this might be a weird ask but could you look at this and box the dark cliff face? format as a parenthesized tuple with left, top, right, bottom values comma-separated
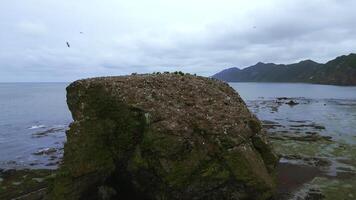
(51, 73, 278, 200)
(213, 53, 356, 85)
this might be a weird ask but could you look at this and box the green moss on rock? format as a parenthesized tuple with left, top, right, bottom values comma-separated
(50, 73, 278, 199)
(0, 169, 54, 200)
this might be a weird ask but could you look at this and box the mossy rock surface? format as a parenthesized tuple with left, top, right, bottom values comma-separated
(51, 73, 278, 200)
(0, 169, 55, 200)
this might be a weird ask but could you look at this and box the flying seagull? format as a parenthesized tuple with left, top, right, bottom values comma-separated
(66, 42, 70, 48)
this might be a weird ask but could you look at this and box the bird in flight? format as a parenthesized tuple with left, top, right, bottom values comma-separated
(80, 32, 83, 34)
(66, 42, 70, 48)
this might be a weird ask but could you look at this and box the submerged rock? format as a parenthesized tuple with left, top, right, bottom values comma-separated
(50, 73, 278, 200)
(33, 148, 57, 156)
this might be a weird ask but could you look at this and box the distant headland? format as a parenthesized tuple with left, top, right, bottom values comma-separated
(212, 53, 356, 86)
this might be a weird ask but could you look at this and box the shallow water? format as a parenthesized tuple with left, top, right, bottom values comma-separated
(230, 82, 356, 100)
(230, 83, 356, 199)
(230, 83, 356, 144)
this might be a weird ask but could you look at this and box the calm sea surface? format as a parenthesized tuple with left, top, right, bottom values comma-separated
(0, 83, 71, 169)
(230, 82, 356, 100)
(0, 82, 356, 169)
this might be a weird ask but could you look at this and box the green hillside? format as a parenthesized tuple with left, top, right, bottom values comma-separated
(213, 53, 356, 85)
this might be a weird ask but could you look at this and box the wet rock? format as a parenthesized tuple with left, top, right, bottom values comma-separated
(32, 127, 66, 138)
(289, 123, 326, 130)
(305, 188, 325, 200)
(281, 155, 331, 168)
(276, 97, 290, 101)
(45, 161, 60, 167)
(49, 155, 58, 161)
(305, 131, 319, 135)
(51, 73, 278, 200)
(32, 148, 57, 156)
(288, 120, 309, 123)
(286, 100, 299, 106)
(269, 133, 332, 142)
(6, 161, 16, 165)
(263, 124, 284, 129)
(32, 177, 45, 183)
(274, 163, 323, 200)
(29, 161, 41, 166)
(313, 125, 326, 130)
(0, 169, 54, 200)
(262, 120, 284, 129)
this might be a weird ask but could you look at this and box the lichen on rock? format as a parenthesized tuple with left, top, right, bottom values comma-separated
(50, 73, 278, 200)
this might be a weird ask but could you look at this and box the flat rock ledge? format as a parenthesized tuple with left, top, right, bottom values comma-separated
(50, 73, 278, 200)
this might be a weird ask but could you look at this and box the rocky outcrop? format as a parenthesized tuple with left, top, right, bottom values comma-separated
(50, 73, 278, 200)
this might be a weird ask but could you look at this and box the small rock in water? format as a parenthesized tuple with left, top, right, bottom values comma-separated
(305, 131, 319, 135)
(286, 100, 299, 106)
(45, 161, 60, 166)
(277, 97, 289, 100)
(32, 127, 66, 138)
(49, 155, 58, 161)
(29, 162, 41, 166)
(6, 161, 16, 165)
(33, 148, 57, 156)
(313, 125, 325, 130)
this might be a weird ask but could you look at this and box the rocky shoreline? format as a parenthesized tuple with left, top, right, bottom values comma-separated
(251, 97, 356, 200)
(1, 75, 355, 199)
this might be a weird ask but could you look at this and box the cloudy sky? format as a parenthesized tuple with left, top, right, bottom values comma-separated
(1, 0, 356, 82)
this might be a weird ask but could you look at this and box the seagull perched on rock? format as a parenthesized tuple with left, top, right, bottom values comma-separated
(66, 42, 70, 48)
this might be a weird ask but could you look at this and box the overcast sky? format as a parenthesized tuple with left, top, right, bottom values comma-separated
(1, 0, 356, 82)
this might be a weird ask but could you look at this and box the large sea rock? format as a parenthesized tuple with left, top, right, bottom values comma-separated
(51, 73, 278, 200)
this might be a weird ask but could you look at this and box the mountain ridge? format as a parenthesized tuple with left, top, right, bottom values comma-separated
(212, 53, 356, 85)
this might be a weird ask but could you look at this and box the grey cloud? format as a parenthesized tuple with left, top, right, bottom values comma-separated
(1, 0, 356, 81)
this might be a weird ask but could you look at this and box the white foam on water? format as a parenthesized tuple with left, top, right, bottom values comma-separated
(28, 125, 46, 130)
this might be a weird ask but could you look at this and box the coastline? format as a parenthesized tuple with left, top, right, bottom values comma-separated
(1, 83, 356, 199)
